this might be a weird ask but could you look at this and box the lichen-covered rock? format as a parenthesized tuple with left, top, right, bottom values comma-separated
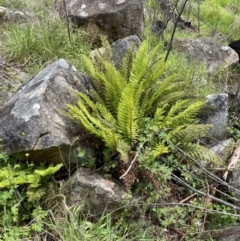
(200, 93, 228, 142)
(0, 58, 95, 164)
(62, 167, 132, 217)
(211, 139, 235, 162)
(55, 0, 144, 43)
(172, 37, 239, 73)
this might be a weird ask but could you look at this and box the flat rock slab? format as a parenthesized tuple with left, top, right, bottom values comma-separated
(0, 59, 95, 164)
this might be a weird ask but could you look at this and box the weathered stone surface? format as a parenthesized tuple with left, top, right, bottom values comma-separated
(217, 232, 240, 241)
(55, 0, 144, 43)
(0, 6, 28, 23)
(172, 37, 239, 73)
(200, 93, 228, 141)
(111, 35, 141, 68)
(0, 58, 95, 164)
(211, 139, 234, 163)
(62, 167, 131, 217)
(90, 35, 141, 68)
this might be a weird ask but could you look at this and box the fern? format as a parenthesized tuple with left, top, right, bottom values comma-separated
(187, 143, 224, 166)
(67, 39, 223, 187)
(120, 43, 137, 80)
(129, 40, 149, 84)
(151, 143, 169, 159)
(165, 101, 205, 127)
(117, 84, 142, 143)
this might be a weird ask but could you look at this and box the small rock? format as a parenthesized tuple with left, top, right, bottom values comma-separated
(62, 167, 132, 218)
(200, 93, 228, 142)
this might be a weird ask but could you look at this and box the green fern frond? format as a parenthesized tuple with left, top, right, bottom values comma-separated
(95, 103, 116, 128)
(173, 124, 213, 142)
(187, 143, 223, 166)
(129, 40, 148, 84)
(120, 43, 137, 80)
(100, 61, 127, 112)
(153, 105, 167, 122)
(151, 142, 169, 158)
(144, 74, 178, 113)
(167, 100, 189, 118)
(76, 92, 98, 113)
(116, 140, 131, 162)
(117, 86, 140, 143)
(67, 103, 102, 137)
(148, 42, 163, 62)
(102, 130, 121, 150)
(82, 54, 97, 79)
(67, 99, 119, 150)
(165, 101, 205, 127)
(156, 91, 188, 108)
(99, 35, 113, 61)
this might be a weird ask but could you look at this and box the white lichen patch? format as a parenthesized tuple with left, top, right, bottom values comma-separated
(81, 4, 86, 9)
(11, 99, 41, 122)
(79, 11, 88, 17)
(72, 65, 77, 72)
(116, 0, 125, 4)
(58, 59, 69, 69)
(33, 103, 40, 110)
(221, 46, 229, 51)
(98, 3, 106, 9)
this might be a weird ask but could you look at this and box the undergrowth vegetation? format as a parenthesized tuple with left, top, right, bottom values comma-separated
(1, 0, 240, 240)
(0, 0, 91, 74)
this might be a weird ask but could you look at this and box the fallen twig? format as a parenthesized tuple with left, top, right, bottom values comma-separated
(178, 192, 197, 204)
(120, 153, 138, 179)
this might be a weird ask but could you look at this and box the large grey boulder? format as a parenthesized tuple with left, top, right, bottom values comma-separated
(172, 37, 239, 73)
(55, 0, 144, 43)
(200, 93, 228, 142)
(62, 167, 132, 218)
(0, 59, 95, 164)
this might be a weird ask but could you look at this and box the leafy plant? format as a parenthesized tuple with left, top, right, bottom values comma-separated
(0, 152, 62, 240)
(67, 39, 222, 189)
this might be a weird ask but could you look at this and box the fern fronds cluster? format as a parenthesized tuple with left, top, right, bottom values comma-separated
(67, 39, 223, 172)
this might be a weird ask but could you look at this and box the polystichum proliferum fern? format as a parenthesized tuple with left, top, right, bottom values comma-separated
(67, 39, 223, 187)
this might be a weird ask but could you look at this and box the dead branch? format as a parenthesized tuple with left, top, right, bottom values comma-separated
(120, 153, 138, 179)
